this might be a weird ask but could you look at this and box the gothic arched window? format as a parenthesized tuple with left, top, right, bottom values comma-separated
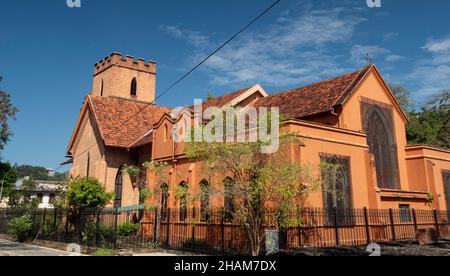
(179, 182, 188, 221)
(364, 106, 399, 190)
(199, 180, 210, 222)
(224, 177, 235, 222)
(130, 78, 137, 96)
(161, 183, 169, 221)
(114, 167, 123, 208)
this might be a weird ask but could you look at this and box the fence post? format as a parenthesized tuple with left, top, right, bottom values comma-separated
(389, 208, 396, 241)
(32, 208, 37, 234)
(53, 208, 58, 240)
(363, 207, 371, 244)
(192, 207, 196, 252)
(153, 207, 158, 243)
(333, 207, 340, 246)
(221, 208, 225, 255)
(42, 208, 47, 230)
(433, 209, 441, 238)
(296, 206, 302, 248)
(79, 208, 84, 242)
(166, 208, 171, 247)
(412, 209, 418, 231)
(113, 208, 118, 250)
(95, 208, 101, 247)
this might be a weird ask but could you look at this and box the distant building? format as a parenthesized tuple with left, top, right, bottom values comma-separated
(14, 178, 67, 209)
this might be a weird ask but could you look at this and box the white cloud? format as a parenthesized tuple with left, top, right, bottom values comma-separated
(382, 32, 398, 42)
(423, 37, 450, 53)
(385, 54, 405, 62)
(405, 36, 450, 102)
(160, 6, 366, 88)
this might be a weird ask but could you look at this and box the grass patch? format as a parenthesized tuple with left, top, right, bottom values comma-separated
(91, 248, 115, 256)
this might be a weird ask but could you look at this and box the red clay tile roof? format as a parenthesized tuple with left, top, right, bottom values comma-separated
(254, 66, 368, 119)
(199, 87, 251, 110)
(89, 96, 172, 148)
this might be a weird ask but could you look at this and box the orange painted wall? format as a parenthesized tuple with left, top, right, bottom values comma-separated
(340, 69, 410, 192)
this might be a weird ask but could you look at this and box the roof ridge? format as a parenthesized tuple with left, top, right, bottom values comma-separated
(268, 68, 364, 98)
(90, 95, 173, 110)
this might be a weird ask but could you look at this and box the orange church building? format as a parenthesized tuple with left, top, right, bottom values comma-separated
(67, 53, 450, 214)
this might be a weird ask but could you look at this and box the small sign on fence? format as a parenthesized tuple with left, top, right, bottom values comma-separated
(265, 229, 279, 256)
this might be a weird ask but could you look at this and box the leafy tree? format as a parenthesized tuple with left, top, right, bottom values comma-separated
(0, 76, 18, 152)
(206, 92, 216, 101)
(391, 85, 414, 112)
(66, 178, 114, 210)
(183, 113, 321, 256)
(8, 179, 39, 210)
(407, 90, 450, 149)
(0, 162, 18, 198)
(14, 164, 68, 181)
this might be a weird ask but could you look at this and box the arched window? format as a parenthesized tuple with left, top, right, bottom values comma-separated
(199, 180, 210, 222)
(130, 78, 137, 96)
(161, 183, 169, 221)
(179, 182, 188, 221)
(86, 152, 91, 178)
(164, 124, 170, 143)
(37, 193, 44, 204)
(49, 194, 56, 205)
(224, 177, 235, 222)
(364, 106, 399, 189)
(100, 80, 104, 96)
(114, 168, 123, 208)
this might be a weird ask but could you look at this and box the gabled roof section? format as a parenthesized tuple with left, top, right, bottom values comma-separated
(193, 84, 268, 111)
(254, 66, 370, 119)
(68, 95, 172, 152)
(253, 64, 409, 122)
(89, 96, 172, 148)
(336, 64, 409, 122)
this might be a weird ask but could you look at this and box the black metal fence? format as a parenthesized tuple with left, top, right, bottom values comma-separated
(1, 207, 449, 255)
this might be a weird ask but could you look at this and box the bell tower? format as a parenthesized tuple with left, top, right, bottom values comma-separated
(91, 52, 156, 103)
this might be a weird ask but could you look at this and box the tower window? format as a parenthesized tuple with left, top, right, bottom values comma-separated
(100, 80, 104, 96)
(130, 78, 137, 96)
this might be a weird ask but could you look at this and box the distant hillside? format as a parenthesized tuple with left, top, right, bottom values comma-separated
(13, 164, 68, 182)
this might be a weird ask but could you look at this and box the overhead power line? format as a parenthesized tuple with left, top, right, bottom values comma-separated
(55, 0, 282, 172)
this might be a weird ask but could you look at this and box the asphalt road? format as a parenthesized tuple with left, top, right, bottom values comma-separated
(0, 239, 82, 256)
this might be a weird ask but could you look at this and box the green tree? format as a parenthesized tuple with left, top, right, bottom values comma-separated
(407, 90, 450, 149)
(183, 113, 321, 256)
(14, 164, 68, 181)
(8, 179, 39, 210)
(206, 92, 215, 101)
(0, 162, 18, 198)
(0, 76, 19, 152)
(66, 178, 114, 209)
(391, 85, 414, 112)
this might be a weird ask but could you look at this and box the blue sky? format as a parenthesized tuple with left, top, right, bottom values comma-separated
(1, 0, 450, 169)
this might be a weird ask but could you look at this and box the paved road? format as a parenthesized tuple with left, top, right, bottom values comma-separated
(0, 239, 82, 256)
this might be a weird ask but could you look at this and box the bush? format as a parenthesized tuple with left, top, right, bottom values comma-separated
(66, 178, 114, 209)
(81, 221, 116, 247)
(117, 222, 140, 237)
(8, 215, 33, 242)
(182, 238, 211, 250)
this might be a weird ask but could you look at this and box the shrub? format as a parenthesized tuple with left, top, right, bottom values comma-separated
(81, 221, 116, 246)
(182, 238, 211, 250)
(117, 222, 140, 237)
(8, 215, 33, 242)
(66, 178, 114, 209)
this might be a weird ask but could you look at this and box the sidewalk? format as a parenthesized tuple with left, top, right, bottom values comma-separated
(0, 239, 83, 256)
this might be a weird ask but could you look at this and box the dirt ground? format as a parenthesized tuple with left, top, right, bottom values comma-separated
(290, 240, 450, 256)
